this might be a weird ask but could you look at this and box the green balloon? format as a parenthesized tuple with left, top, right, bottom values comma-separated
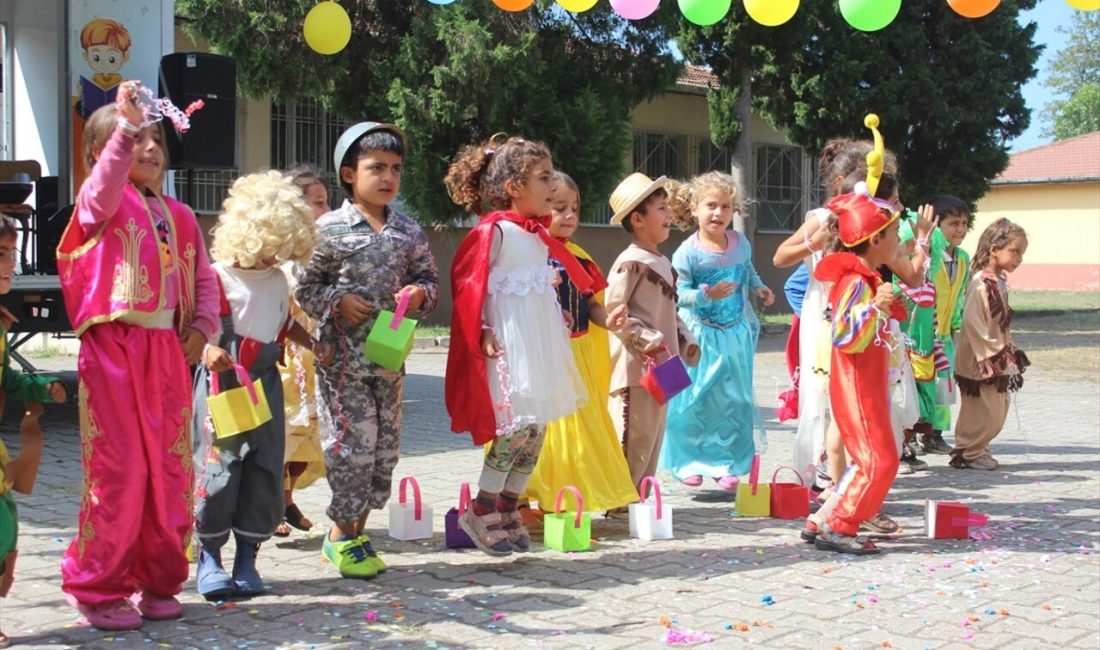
(839, 0, 901, 32)
(679, 0, 732, 26)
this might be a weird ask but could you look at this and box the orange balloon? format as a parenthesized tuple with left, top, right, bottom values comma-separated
(493, 0, 535, 10)
(947, 0, 1000, 18)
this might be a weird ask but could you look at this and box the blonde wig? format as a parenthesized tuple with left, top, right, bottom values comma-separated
(669, 170, 745, 230)
(210, 170, 319, 267)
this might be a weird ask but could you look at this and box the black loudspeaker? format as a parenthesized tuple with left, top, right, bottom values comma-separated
(36, 204, 73, 276)
(158, 52, 236, 169)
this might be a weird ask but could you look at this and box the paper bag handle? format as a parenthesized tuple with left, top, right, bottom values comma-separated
(554, 485, 584, 528)
(399, 476, 423, 520)
(457, 482, 471, 516)
(749, 455, 761, 495)
(209, 363, 259, 405)
(390, 290, 412, 330)
(770, 466, 804, 486)
(638, 476, 663, 520)
(643, 342, 673, 370)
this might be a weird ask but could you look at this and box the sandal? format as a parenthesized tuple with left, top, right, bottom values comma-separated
(499, 510, 531, 552)
(273, 521, 292, 537)
(860, 512, 900, 535)
(604, 507, 630, 521)
(284, 504, 313, 532)
(800, 511, 824, 543)
(458, 509, 513, 557)
(814, 522, 880, 556)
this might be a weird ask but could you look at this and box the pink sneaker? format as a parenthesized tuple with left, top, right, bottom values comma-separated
(77, 599, 144, 630)
(131, 590, 183, 620)
(680, 475, 704, 487)
(716, 475, 740, 492)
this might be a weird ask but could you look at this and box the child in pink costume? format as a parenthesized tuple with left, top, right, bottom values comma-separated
(57, 82, 220, 630)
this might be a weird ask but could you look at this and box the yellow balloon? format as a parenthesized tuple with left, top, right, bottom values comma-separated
(744, 0, 799, 26)
(1065, 0, 1099, 10)
(558, 0, 600, 11)
(303, 2, 352, 55)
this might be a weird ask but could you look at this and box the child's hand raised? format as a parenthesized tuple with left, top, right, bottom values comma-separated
(114, 80, 144, 129)
(338, 293, 372, 326)
(46, 381, 67, 404)
(913, 204, 936, 241)
(0, 305, 18, 331)
(605, 304, 629, 332)
(480, 328, 504, 358)
(204, 344, 234, 373)
(755, 286, 776, 307)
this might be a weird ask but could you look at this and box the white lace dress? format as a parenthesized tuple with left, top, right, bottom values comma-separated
(793, 208, 834, 484)
(484, 221, 586, 435)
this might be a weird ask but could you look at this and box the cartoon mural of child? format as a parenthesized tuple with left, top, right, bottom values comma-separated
(75, 18, 132, 119)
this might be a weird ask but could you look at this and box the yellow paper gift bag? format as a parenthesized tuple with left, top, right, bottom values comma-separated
(206, 364, 272, 439)
(734, 455, 771, 517)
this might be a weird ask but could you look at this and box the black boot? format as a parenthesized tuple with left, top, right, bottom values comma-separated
(231, 535, 265, 596)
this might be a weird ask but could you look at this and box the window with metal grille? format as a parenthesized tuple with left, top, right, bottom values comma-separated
(589, 129, 736, 224)
(754, 144, 805, 233)
(172, 169, 239, 215)
(270, 99, 353, 207)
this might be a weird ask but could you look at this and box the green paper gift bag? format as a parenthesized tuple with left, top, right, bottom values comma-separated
(543, 485, 591, 552)
(734, 455, 771, 517)
(364, 290, 418, 371)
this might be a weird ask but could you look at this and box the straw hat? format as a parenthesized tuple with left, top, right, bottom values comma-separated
(609, 172, 668, 225)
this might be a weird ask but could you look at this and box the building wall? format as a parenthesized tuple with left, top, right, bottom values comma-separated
(968, 181, 1100, 292)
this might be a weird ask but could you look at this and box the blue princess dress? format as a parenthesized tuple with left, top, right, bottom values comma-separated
(660, 232, 766, 481)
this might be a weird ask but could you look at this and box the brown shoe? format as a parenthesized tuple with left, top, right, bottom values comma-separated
(860, 512, 900, 535)
(964, 456, 999, 471)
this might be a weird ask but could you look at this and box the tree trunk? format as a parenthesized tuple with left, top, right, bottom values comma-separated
(732, 69, 752, 237)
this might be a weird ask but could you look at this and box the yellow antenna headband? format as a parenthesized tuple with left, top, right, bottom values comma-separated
(864, 113, 884, 197)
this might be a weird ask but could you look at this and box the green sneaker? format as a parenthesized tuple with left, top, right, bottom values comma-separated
(322, 535, 378, 579)
(356, 534, 387, 574)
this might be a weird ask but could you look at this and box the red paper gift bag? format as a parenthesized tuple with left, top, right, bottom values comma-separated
(925, 500, 989, 540)
(769, 466, 810, 520)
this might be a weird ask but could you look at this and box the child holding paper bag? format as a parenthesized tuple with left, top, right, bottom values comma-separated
(604, 173, 700, 519)
(296, 123, 438, 579)
(192, 171, 329, 601)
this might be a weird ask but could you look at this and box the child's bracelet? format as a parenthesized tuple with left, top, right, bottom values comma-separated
(117, 117, 140, 137)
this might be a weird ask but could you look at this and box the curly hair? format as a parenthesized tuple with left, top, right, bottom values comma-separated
(210, 170, 319, 268)
(972, 218, 1027, 272)
(444, 135, 551, 213)
(668, 171, 745, 231)
(819, 138, 898, 202)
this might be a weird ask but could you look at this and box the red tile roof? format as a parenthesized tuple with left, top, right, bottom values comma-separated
(996, 131, 1100, 184)
(677, 64, 719, 89)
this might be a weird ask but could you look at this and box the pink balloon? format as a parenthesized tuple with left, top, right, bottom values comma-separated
(611, 0, 661, 20)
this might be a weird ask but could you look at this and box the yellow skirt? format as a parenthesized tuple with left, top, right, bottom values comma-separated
(523, 328, 639, 512)
(280, 343, 325, 490)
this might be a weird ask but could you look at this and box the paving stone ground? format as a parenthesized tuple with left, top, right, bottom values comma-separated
(1, 332, 1097, 650)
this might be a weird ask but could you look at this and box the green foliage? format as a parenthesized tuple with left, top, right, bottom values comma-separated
(176, 0, 681, 223)
(677, 0, 1041, 207)
(1051, 84, 1100, 140)
(1042, 13, 1100, 140)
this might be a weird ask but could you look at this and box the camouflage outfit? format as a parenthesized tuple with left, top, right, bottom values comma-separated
(296, 201, 438, 525)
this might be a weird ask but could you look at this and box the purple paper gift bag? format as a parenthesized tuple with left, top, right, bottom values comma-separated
(640, 345, 692, 405)
(445, 482, 476, 548)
